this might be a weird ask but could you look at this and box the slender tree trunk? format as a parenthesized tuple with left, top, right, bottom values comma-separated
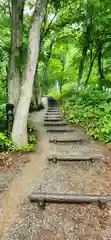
(78, 12, 92, 88)
(78, 42, 88, 88)
(12, 0, 47, 146)
(98, 44, 105, 80)
(84, 49, 97, 86)
(8, 0, 25, 107)
(40, 37, 54, 96)
(60, 64, 65, 94)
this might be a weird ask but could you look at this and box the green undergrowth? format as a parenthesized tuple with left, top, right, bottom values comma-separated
(50, 84, 111, 143)
(0, 119, 37, 152)
(48, 83, 75, 100)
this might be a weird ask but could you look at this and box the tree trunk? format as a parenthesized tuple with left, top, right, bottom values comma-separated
(78, 43, 88, 88)
(8, 0, 25, 107)
(33, 79, 38, 108)
(98, 44, 105, 80)
(60, 59, 65, 94)
(30, 80, 38, 112)
(40, 37, 55, 96)
(84, 49, 97, 86)
(78, 12, 92, 88)
(12, 0, 47, 146)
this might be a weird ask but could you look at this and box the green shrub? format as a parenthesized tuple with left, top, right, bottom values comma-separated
(0, 104, 6, 120)
(61, 86, 111, 143)
(48, 83, 76, 100)
(0, 119, 37, 152)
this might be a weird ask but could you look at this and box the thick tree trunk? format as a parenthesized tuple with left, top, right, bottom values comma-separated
(8, 0, 25, 107)
(84, 49, 97, 86)
(12, 0, 47, 146)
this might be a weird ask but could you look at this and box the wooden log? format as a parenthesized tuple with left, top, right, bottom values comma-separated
(47, 128, 74, 132)
(46, 107, 59, 110)
(46, 109, 59, 112)
(47, 155, 97, 163)
(44, 118, 63, 122)
(44, 116, 61, 119)
(47, 107, 59, 109)
(30, 192, 111, 206)
(44, 122, 68, 126)
(45, 114, 61, 117)
(45, 115, 61, 118)
(45, 112, 60, 115)
(49, 138, 84, 143)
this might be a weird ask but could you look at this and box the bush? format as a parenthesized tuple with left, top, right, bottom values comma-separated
(0, 119, 37, 152)
(48, 83, 76, 100)
(0, 104, 6, 120)
(61, 85, 111, 143)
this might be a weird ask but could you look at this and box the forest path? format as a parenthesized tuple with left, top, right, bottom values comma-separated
(0, 108, 111, 240)
(0, 110, 51, 239)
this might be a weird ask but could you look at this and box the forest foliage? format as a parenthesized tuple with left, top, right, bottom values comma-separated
(0, 0, 111, 150)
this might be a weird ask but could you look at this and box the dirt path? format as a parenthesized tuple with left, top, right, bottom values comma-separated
(0, 110, 51, 239)
(1, 108, 111, 240)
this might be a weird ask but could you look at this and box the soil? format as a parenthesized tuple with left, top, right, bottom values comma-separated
(0, 108, 111, 240)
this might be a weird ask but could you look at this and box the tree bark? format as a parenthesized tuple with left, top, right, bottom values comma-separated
(8, 0, 25, 107)
(12, 0, 47, 146)
(84, 49, 97, 86)
(30, 80, 38, 112)
(40, 36, 55, 95)
(78, 13, 92, 88)
(98, 44, 105, 80)
(78, 42, 88, 88)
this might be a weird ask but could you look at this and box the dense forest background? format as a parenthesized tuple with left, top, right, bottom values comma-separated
(0, 0, 111, 150)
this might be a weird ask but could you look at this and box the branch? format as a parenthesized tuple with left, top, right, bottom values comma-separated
(41, 10, 58, 42)
(7, 0, 12, 17)
(41, 0, 74, 42)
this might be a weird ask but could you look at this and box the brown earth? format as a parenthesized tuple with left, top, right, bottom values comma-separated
(0, 109, 111, 240)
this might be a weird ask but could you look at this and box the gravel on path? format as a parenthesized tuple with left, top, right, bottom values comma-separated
(2, 109, 111, 240)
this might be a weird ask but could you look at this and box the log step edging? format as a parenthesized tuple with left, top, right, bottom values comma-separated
(44, 122, 68, 126)
(47, 128, 74, 132)
(45, 112, 60, 115)
(30, 192, 111, 209)
(47, 155, 101, 163)
(44, 118, 63, 122)
(49, 138, 85, 143)
(46, 111, 60, 113)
